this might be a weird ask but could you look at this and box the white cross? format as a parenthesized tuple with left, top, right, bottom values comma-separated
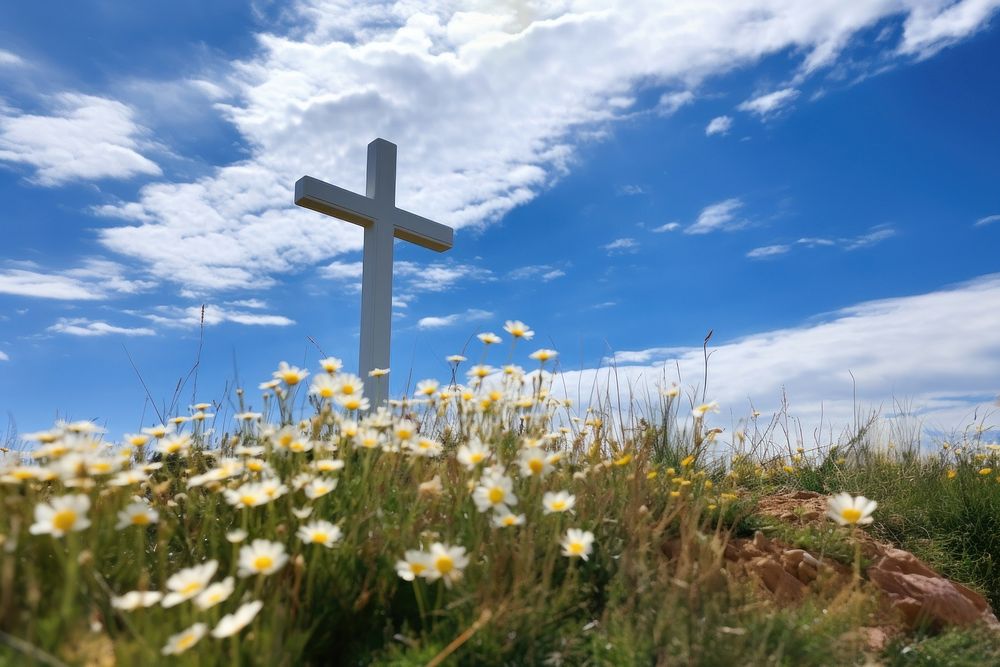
(294, 138, 453, 406)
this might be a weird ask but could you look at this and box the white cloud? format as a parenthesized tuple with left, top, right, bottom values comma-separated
(746, 244, 791, 259)
(652, 222, 681, 233)
(0, 350, 8, 362)
(0, 93, 160, 185)
(685, 198, 745, 234)
(142, 304, 294, 328)
(975, 214, 1000, 227)
(0, 50, 24, 67)
(617, 184, 645, 196)
(395, 261, 492, 292)
(561, 274, 1000, 439)
(320, 261, 364, 281)
(91, 1, 999, 294)
(737, 88, 800, 117)
(225, 298, 268, 309)
(843, 224, 896, 250)
(899, 0, 1000, 58)
(48, 318, 156, 337)
(417, 308, 492, 330)
(705, 115, 733, 136)
(509, 264, 566, 281)
(657, 90, 695, 115)
(0, 259, 153, 300)
(604, 237, 639, 254)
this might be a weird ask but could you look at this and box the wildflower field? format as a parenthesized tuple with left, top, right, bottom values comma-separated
(1, 322, 999, 666)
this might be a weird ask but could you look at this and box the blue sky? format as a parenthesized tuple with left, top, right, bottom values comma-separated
(1, 1, 999, 440)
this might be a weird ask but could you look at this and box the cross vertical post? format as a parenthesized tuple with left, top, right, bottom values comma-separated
(359, 140, 396, 402)
(294, 139, 454, 408)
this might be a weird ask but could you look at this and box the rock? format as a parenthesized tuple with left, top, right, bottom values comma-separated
(748, 556, 805, 602)
(867, 547, 1000, 630)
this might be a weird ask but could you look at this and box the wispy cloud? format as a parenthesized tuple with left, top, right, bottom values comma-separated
(141, 304, 294, 328)
(603, 238, 639, 254)
(90, 1, 998, 293)
(48, 318, 155, 337)
(705, 115, 733, 136)
(657, 90, 695, 115)
(0, 49, 24, 67)
(738, 88, 800, 117)
(0, 350, 8, 362)
(563, 274, 1000, 436)
(747, 225, 896, 259)
(417, 309, 493, 330)
(0, 259, 154, 300)
(975, 214, 1000, 227)
(0, 93, 160, 185)
(898, 1, 1000, 58)
(509, 265, 566, 282)
(617, 184, 645, 196)
(843, 225, 896, 250)
(746, 244, 791, 259)
(395, 262, 492, 293)
(652, 222, 681, 233)
(685, 198, 746, 234)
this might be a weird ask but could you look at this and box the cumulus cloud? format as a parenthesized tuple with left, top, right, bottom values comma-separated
(0, 350, 8, 361)
(48, 318, 156, 337)
(705, 115, 733, 136)
(686, 198, 745, 234)
(417, 308, 492, 330)
(562, 274, 1000, 440)
(738, 88, 800, 117)
(90, 0, 999, 294)
(0, 93, 160, 185)
(0, 259, 154, 300)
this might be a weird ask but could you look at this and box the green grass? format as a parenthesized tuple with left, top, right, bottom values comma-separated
(1, 349, 999, 665)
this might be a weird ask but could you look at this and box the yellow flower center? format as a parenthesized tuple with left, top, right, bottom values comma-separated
(282, 372, 301, 385)
(503, 516, 516, 526)
(488, 487, 505, 504)
(411, 562, 426, 575)
(344, 399, 361, 410)
(342, 385, 355, 395)
(13, 469, 34, 480)
(311, 532, 328, 544)
(435, 556, 454, 575)
(489, 390, 502, 402)
(319, 387, 334, 398)
(131, 513, 151, 526)
(176, 633, 197, 651)
(840, 508, 862, 524)
(550, 500, 566, 511)
(397, 430, 412, 440)
(278, 434, 293, 447)
(52, 510, 77, 532)
(180, 581, 203, 595)
(470, 453, 484, 463)
(253, 555, 274, 571)
(241, 495, 257, 506)
(568, 542, 584, 555)
(529, 459, 544, 474)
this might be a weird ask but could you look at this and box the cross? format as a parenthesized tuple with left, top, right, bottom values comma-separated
(294, 138, 453, 406)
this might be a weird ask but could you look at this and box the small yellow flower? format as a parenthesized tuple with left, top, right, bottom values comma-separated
(946, 469, 958, 479)
(979, 468, 993, 476)
(680, 455, 695, 468)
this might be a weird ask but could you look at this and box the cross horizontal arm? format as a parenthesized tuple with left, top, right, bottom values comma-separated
(392, 209, 453, 252)
(295, 176, 379, 227)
